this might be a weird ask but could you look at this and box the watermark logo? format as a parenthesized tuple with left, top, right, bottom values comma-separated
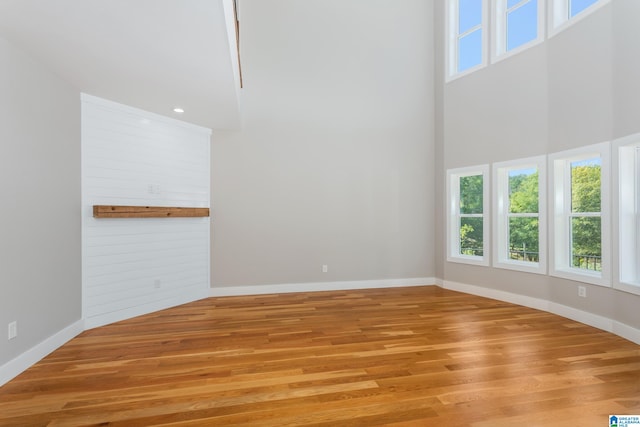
(610, 415, 640, 427)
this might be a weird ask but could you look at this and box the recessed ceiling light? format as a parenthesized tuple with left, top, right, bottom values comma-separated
(173, 107, 184, 113)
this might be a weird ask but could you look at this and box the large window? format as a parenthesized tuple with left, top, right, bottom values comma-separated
(448, 0, 610, 80)
(492, 0, 544, 61)
(493, 156, 546, 274)
(549, 142, 610, 286)
(447, 165, 490, 265)
(446, 0, 488, 80)
(615, 134, 640, 295)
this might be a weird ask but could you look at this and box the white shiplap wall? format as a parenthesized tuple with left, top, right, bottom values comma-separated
(81, 94, 211, 329)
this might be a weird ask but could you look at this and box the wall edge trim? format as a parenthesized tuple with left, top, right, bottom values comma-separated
(440, 279, 640, 345)
(84, 288, 211, 330)
(210, 277, 437, 297)
(0, 319, 84, 387)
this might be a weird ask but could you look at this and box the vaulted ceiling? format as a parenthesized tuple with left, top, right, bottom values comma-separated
(0, 0, 241, 129)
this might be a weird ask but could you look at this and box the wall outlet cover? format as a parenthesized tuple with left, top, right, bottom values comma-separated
(8, 321, 17, 340)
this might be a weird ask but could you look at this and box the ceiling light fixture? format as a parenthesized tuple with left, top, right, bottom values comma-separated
(173, 107, 184, 113)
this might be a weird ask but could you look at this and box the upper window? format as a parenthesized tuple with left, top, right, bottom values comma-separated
(493, 156, 547, 274)
(614, 134, 640, 296)
(446, 0, 488, 80)
(447, 165, 490, 266)
(492, 0, 544, 61)
(448, 0, 610, 80)
(549, 0, 611, 36)
(549, 142, 610, 286)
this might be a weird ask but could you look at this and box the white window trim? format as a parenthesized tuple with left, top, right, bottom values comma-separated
(491, 0, 545, 64)
(613, 133, 640, 296)
(446, 0, 489, 82)
(548, 142, 611, 286)
(447, 164, 490, 266)
(548, 0, 611, 39)
(493, 155, 547, 274)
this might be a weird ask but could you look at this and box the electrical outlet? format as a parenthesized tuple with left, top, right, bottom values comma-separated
(578, 286, 587, 298)
(154, 279, 162, 289)
(8, 321, 17, 340)
(322, 265, 328, 273)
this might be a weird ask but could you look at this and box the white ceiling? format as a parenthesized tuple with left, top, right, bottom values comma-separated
(0, 0, 241, 129)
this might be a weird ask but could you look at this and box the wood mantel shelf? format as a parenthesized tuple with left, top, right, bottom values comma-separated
(93, 205, 210, 218)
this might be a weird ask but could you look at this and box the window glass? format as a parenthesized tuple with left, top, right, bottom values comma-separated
(458, 31, 483, 72)
(509, 217, 539, 262)
(459, 174, 484, 256)
(460, 217, 484, 256)
(509, 168, 538, 213)
(571, 217, 601, 271)
(507, 168, 539, 263)
(569, 157, 602, 272)
(451, 0, 485, 75)
(460, 174, 484, 214)
(459, 0, 483, 33)
(570, 158, 601, 213)
(569, 0, 599, 17)
(506, 0, 538, 51)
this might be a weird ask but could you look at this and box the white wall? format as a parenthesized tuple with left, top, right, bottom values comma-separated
(613, 0, 640, 140)
(82, 95, 211, 328)
(211, 0, 435, 289)
(438, 1, 640, 334)
(0, 37, 81, 374)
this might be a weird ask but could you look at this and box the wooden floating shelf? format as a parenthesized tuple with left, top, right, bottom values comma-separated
(93, 205, 210, 218)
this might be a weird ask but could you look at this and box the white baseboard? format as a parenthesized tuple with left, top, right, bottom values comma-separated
(440, 279, 640, 345)
(614, 320, 640, 345)
(547, 301, 614, 332)
(440, 280, 550, 311)
(84, 288, 210, 330)
(0, 319, 84, 387)
(210, 277, 437, 297)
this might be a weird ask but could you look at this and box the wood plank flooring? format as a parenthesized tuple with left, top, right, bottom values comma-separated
(1, 286, 638, 426)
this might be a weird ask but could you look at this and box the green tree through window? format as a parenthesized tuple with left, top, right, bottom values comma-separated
(508, 170, 539, 262)
(459, 174, 484, 256)
(570, 161, 602, 271)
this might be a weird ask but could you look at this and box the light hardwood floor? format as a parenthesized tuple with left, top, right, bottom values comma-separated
(1, 286, 638, 426)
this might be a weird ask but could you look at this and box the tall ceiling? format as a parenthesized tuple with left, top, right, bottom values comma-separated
(0, 0, 241, 129)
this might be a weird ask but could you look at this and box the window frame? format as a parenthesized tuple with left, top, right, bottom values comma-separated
(548, 0, 611, 38)
(491, 0, 545, 64)
(548, 142, 611, 286)
(446, 0, 489, 82)
(492, 155, 547, 274)
(613, 134, 640, 296)
(447, 164, 491, 266)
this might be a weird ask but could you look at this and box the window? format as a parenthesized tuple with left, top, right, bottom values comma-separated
(493, 156, 546, 274)
(614, 134, 640, 295)
(492, 0, 544, 61)
(446, 0, 488, 80)
(447, 165, 490, 265)
(549, 142, 610, 286)
(549, 0, 611, 37)
(448, 0, 610, 80)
